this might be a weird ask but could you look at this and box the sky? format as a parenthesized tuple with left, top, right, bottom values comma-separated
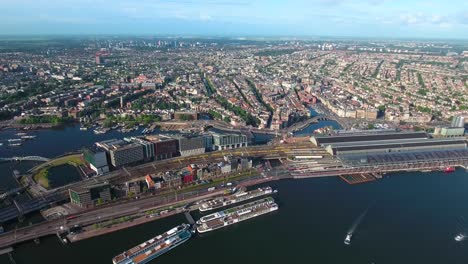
(1, 0, 467, 38)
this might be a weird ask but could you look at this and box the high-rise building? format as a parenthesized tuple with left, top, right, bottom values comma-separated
(145, 135, 179, 160)
(69, 183, 112, 208)
(124, 137, 155, 160)
(211, 132, 248, 150)
(175, 135, 205, 156)
(83, 146, 109, 175)
(96, 139, 144, 167)
(451, 116, 465, 128)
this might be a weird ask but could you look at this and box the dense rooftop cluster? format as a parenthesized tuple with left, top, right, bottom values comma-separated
(0, 37, 466, 128)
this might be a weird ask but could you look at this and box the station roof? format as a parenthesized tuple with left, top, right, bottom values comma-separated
(313, 132, 428, 146)
(331, 139, 466, 154)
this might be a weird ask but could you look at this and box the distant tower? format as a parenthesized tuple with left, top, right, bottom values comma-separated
(120, 96, 124, 109)
(95, 54, 101, 65)
(451, 116, 465, 128)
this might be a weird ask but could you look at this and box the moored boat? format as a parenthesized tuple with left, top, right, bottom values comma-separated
(197, 197, 278, 233)
(112, 224, 192, 264)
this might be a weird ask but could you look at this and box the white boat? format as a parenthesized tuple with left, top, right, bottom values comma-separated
(79, 126, 88, 131)
(455, 233, 466, 242)
(344, 233, 352, 245)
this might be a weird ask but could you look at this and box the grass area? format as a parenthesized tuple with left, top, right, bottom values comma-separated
(34, 169, 50, 189)
(32, 154, 85, 189)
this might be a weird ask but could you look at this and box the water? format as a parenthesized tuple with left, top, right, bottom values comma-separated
(46, 164, 82, 189)
(2, 122, 468, 263)
(2, 170, 468, 264)
(293, 106, 342, 136)
(0, 125, 146, 158)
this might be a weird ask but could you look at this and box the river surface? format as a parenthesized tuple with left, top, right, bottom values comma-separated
(2, 170, 468, 264)
(1, 119, 468, 263)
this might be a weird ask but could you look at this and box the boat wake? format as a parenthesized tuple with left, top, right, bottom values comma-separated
(345, 203, 374, 245)
(454, 216, 467, 242)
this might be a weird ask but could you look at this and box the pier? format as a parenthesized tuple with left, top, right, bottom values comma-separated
(184, 211, 195, 225)
(0, 247, 13, 256)
(340, 174, 376, 185)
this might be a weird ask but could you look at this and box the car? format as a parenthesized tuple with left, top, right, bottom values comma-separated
(226, 182, 232, 186)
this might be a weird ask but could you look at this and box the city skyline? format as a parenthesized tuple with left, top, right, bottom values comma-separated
(1, 0, 468, 39)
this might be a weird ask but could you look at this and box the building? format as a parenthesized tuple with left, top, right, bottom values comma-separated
(176, 135, 205, 156)
(83, 146, 109, 175)
(311, 131, 429, 147)
(452, 116, 466, 128)
(440, 127, 465, 137)
(325, 138, 467, 156)
(311, 130, 468, 167)
(211, 132, 248, 150)
(125, 137, 155, 160)
(162, 172, 182, 188)
(97, 139, 144, 167)
(146, 135, 179, 160)
(69, 183, 112, 208)
(145, 175, 155, 189)
(125, 181, 142, 196)
(203, 133, 213, 151)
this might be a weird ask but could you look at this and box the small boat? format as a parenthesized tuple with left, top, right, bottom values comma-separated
(9, 143, 22, 147)
(21, 135, 36, 139)
(79, 126, 88, 131)
(15, 132, 27, 136)
(0, 143, 3, 146)
(344, 233, 352, 245)
(455, 233, 466, 242)
(7, 138, 22, 142)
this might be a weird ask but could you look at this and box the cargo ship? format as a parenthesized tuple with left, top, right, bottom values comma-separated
(198, 186, 276, 212)
(197, 197, 278, 233)
(112, 224, 192, 264)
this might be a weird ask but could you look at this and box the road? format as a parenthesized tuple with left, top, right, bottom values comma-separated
(0, 173, 276, 249)
(34, 142, 318, 198)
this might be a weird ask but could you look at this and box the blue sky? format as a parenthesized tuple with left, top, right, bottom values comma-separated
(1, 0, 467, 38)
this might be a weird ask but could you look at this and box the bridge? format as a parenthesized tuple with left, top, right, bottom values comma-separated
(0, 187, 27, 200)
(0, 193, 66, 223)
(0, 156, 50, 162)
(285, 116, 331, 134)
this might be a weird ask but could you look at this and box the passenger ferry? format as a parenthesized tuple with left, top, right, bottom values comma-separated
(197, 197, 278, 233)
(198, 187, 276, 212)
(112, 224, 192, 264)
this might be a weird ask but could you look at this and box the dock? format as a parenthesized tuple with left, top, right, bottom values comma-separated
(184, 211, 195, 225)
(340, 173, 376, 185)
(0, 247, 13, 256)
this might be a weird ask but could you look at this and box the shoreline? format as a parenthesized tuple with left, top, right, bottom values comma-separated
(66, 177, 277, 243)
